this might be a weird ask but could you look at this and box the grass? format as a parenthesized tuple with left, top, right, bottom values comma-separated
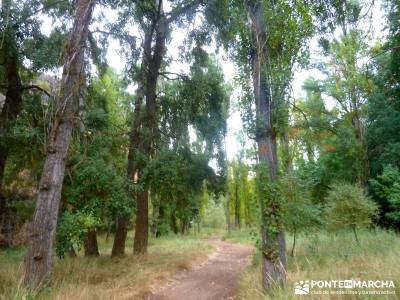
(222, 227, 258, 245)
(1, 228, 398, 299)
(238, 229, 400, 300)
(0, 232, 213, 300)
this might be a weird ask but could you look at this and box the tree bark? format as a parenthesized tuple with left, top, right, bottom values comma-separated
(291, 228, 296, 257)
(225, 191, 231, 234)
(234, 180, 240, 229)
(111, 218, 128, 257)
(223, 136, 231, 234)
(170, 212, 178, 234)
(84, 229, 100, 257)
(247, 0, 287, 290)
(353, 225, 360, 245)
(112, 15, 155, 256)
(0, 0, 24, 248)
(24, 0, 96, 286)
(133, 0, 168, 255)
(133, 190, 149, 254)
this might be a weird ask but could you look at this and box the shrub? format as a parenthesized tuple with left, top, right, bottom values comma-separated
(325, 183, 379, 244)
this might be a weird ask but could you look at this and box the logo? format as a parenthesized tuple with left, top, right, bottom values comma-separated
(294, 279, 396, 296)
(295, 281, 310, 295)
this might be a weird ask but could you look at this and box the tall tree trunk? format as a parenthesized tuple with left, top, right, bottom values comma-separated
(0, 149, 11, 248)
(24, 0, 96, 286)
(247, 0, 287, 290)
(84, 229, 99, 257)
(111, 218, 128, 257)
(291, 227, 296, 257)
(234, 182, 240, 229)
(0, 0, 23, 248)
(170, 212, 178, 234)
(225, 191, 231, 234)
(223, 136, 231, 233)
(352, 113, 369, 186)
(133, 1, 168, 255)
(112, 20, 155, 256)
(133, 190, 148, 254)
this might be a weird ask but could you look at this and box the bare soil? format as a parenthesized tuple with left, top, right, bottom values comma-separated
(147, 237, 253, 300)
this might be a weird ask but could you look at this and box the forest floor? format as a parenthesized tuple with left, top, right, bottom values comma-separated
(148, 237, 253, 300)
(1, 228, 399, 299)
(0, 232, 216, 299)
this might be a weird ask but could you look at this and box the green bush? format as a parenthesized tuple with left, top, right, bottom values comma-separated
(325, 183, 379, 244)
(370, 165, 400, 223)
(56, 212, 99, 258)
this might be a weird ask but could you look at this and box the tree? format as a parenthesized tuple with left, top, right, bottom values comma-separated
(370, 165, 400, 228)
(202, 0, 314, 288)
(280, 173, 322, 256)
(325, 183, 379, 244)
(143, 50, 229, 237)
(0, 0, 62, 247)
(367, 0, 400, 229)
(321, 30, 373, 185)
(228, 157, 255, 229)
(24, 0, 96, 286)
(244, 0, 313, 289)
(112, 0, 204, 256)
(59, 69, 130, 257)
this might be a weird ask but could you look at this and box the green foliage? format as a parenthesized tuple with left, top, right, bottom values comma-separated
(325, 183, 379, 241)
(56, 211, 99, 258)
(280, 173, 322, 235)
(366, 0, 400, 229)
(144, 149, 216, 234)
(201, 198, 226, 229)
(255, 163, 281, 234)
(228, 159, 258, 228)
(370, 165, 400, 225)
(57, 69, 131, 255)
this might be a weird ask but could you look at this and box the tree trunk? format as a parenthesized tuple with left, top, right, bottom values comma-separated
(24, 0, 96, 286)
(111, 218, 128, 257)
(234, 182, 240, 229)
(291, 228, 296, 257)
(133, 0, 168, 255)
(155, 199, 165, 238)
(247, 0, 287, 290)
(353, 114, 369, 186)
(0, 0, 24, 248)
(84, 229, 99, 257)
(105, 221, 112, 242)
(133, 190, 148, 254)
(0, 150, 11, 248)
(112, 21, 154, 257)
(170, 212, 178, 234)
(353, 225, 360, 245)
(224, 136, 231, 234)
(225, 191, 231, 234)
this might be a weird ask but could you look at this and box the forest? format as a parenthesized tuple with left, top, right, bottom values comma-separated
(0, 0, 399, 299)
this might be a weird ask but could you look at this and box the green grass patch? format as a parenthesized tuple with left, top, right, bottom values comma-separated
(239, 229, 400, 300)
(0, 232, 213, 300)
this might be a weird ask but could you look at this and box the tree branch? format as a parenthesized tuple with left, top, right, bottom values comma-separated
(21, 85, 52, 97)
(166, 0, 203, 24)
(158, 71, 189, 81)
(91, 29, 136, 43)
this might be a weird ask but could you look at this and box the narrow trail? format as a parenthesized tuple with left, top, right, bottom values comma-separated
(147, 237, 253, 300)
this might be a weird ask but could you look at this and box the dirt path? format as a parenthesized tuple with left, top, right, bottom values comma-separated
(148, 238, 253, 300)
